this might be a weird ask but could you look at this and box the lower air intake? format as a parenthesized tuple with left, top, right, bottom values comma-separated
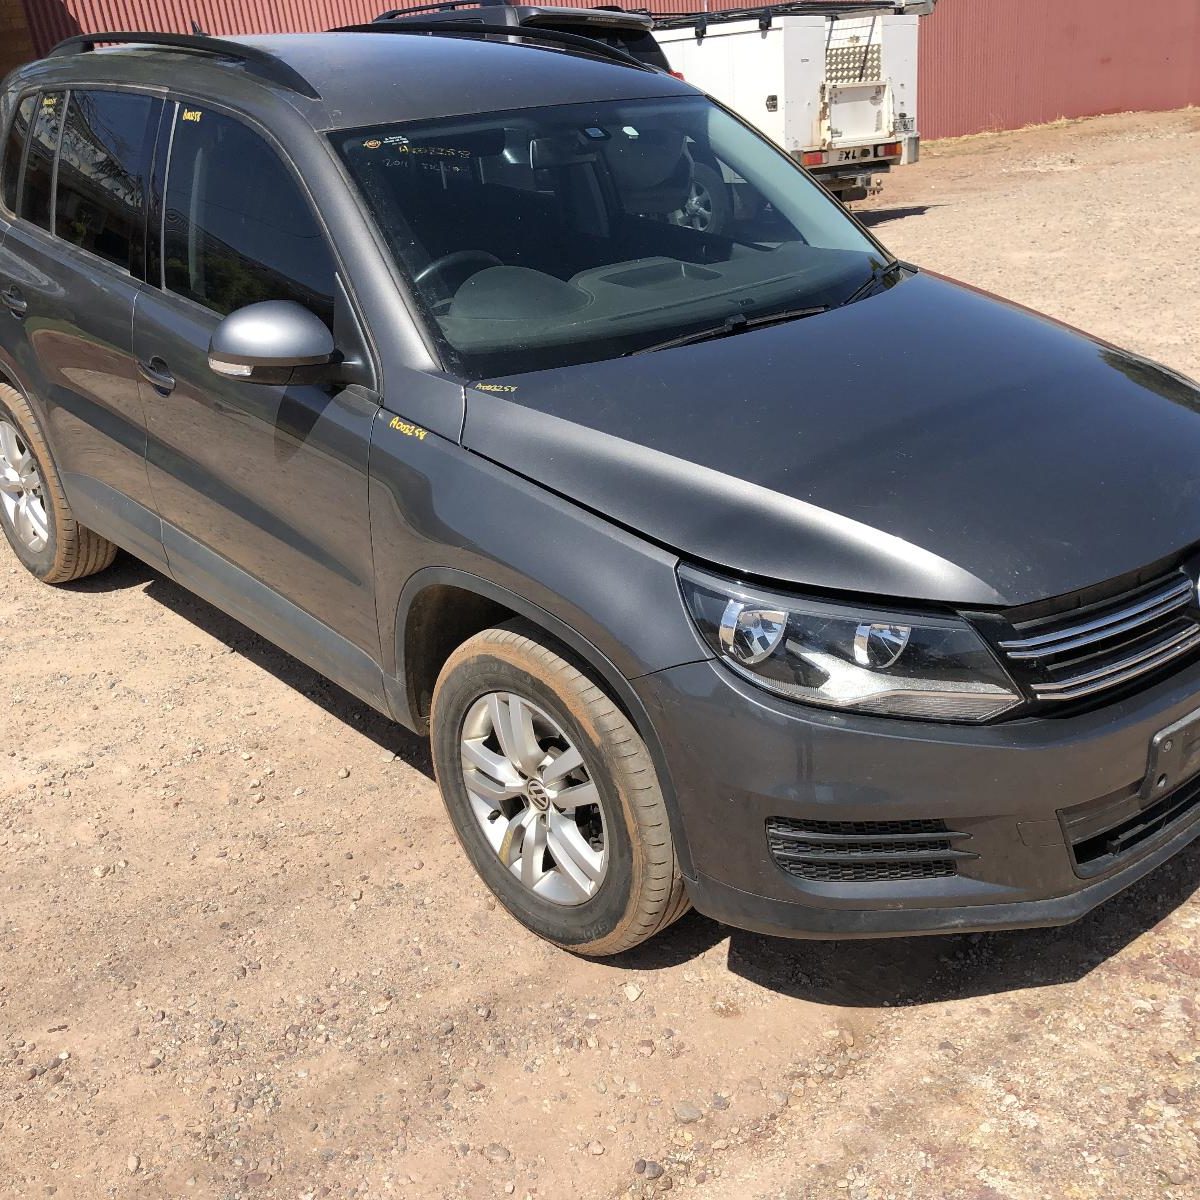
(766, 816, 973, 883)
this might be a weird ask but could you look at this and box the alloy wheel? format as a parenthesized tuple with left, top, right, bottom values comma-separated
(0, 420, 49, 554)
(676, 179, 715, 232)
(460, 691, 608, 906)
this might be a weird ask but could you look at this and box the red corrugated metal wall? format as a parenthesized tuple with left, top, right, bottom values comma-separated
(18, 1, 1200, 138)
(21, 0, 382, 48)
(918, 0, 1200, 139)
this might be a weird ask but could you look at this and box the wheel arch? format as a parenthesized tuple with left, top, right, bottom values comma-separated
(391, 566, 695, 879)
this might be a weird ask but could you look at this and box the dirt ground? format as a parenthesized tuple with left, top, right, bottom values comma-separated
(3, 108, 1200, 1200)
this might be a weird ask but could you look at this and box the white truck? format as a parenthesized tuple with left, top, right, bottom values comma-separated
(654, 0, 935, 204)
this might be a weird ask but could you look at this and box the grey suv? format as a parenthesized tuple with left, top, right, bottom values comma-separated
(3, 28, 1200, 956)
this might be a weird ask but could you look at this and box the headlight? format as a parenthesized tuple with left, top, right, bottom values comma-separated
(679, 566, 1022, 723)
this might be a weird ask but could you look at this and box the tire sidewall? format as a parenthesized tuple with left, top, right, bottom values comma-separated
(432, 649, 639, 951)
(0, 389, 59, 579)
(692, 162, 732, 236)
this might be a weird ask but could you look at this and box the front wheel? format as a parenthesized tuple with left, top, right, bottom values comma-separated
(431, 622, 690, 956)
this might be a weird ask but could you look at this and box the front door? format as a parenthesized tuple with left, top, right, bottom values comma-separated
(134, 101, 383, 704)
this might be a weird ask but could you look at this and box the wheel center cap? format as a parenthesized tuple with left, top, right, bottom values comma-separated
(526, 779, 551, 811)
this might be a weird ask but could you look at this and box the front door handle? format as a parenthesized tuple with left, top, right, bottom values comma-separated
(1, 285, 27, 317)
(137, 356, 176, 395)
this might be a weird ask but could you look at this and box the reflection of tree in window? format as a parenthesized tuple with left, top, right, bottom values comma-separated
(21, 92, 65, 231)
(54, 90, 154, 269)
(163, 111, 335, 327)
(2, 95, 36, 213)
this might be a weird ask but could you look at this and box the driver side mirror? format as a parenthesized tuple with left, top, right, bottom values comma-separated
(208, 300, 336, 386)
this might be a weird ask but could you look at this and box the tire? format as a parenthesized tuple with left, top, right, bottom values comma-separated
(674, 162, 733, 237)
(431, 621, 690, 956)
(0, 382, 117, 583)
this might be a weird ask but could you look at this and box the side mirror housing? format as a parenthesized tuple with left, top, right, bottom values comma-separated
(208, 300, 335, 385)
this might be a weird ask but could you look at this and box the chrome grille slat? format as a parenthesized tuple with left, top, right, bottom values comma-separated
(1031, 628, 1200, 701)
(996, 571, 1200, 706)
(999, 576, 1192, 654)
(1000, 584, 1192, 658)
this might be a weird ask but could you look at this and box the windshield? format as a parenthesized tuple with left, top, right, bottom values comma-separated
(334, 94, 891, 376)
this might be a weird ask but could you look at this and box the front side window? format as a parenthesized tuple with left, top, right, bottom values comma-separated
(334, 95, 889, 376)
(54, 89, 159, 271)
(20, 90, 65, 230)
(163, 105, 336, 325)
(2, 94, 36, 214)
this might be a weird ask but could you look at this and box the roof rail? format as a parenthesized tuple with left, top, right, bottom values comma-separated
(374, 1, 506, 17)
(373, 1, 653, 28)
(333, 19, 653, 70)
(46, 31, 322, 100)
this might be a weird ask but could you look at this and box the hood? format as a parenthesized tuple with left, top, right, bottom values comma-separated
(461, 271, 1200, 608)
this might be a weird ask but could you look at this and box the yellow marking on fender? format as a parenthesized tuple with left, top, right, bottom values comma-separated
(476, 384, 518, 393)
(389, 416, 427, 440)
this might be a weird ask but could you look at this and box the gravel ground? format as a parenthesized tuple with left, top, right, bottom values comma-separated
(2, 108, 1199, 1200)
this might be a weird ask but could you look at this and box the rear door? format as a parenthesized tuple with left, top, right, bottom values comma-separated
(134, 100, 384, 704)
(0, 86, 166, 568)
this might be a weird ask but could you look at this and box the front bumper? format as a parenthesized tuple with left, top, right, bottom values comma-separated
(634, 657, 1200, 939)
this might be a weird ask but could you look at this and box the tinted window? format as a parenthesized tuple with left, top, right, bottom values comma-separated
(2, 94, 36, 214)
(21, 91, 65, 229)
(55, 90, 158, 270)
(163, 106, 335, 324)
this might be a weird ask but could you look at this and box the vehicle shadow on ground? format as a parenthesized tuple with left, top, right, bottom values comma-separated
(65, 553, 435, 779)
(615, 847, 1200, 1008)
(855, 203, 941, 228)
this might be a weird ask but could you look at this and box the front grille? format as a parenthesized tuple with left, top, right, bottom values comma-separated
(766, 817, 975, 883)
(1061, 774, 1200, 876)
(997, 573, 1200, 704)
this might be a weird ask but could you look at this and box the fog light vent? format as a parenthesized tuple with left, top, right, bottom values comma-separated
(766, 817, 973, 883)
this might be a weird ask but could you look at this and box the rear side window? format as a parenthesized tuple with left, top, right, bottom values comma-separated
(2, 94, 36, 214)
(55, 90, 159, 271)
(162, 105, 336, 325)
(20, 91, 65, 230)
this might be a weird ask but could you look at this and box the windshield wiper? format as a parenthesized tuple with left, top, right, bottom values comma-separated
(840, 258, 913, 307)
(627, 305, 829, 356)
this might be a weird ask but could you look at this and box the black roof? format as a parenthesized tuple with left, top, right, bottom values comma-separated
(20, 31, 691, 130)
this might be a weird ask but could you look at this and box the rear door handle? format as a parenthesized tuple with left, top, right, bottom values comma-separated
(1, 286, 27, 317)
(137, 356, 176, 395)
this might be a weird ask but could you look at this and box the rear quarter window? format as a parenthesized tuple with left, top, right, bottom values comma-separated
(2, 94, 36, 214)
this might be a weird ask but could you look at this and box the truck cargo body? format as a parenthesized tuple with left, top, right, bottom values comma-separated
(656, 4, 925, 202)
